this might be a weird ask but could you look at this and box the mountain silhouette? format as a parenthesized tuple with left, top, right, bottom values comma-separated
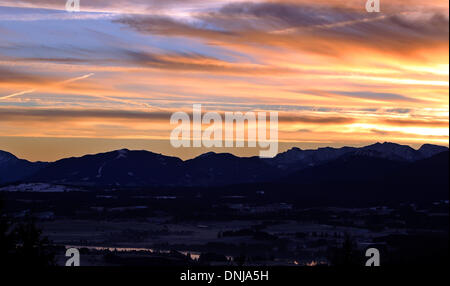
(274, 151, 449, 205)
(0, 142, 448, 188)
(282, 153, 407, 184)
(29, 149, 184, 187)
(0, 150, 47, 184)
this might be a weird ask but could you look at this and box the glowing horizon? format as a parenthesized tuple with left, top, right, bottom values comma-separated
(0, 0, 448, 161)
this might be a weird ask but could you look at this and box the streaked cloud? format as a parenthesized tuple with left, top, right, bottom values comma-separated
(0, 89, 35, 100)
(328, 91, 420, 102)
(0, 0, 448, 160)
(115, 2, 449, 58)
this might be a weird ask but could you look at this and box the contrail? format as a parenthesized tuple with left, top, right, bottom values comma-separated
(0, 73, 94, 100)
(61, 73, 157, 109)
(0, 89, 36, 100)
(87, 93, 156, 109)
(0, 73, 156, 109)
(271, 15, 387, 35)
(61, 73, 95, 84)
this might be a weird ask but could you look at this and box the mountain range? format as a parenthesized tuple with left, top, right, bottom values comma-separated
(0, 142, 448, 188)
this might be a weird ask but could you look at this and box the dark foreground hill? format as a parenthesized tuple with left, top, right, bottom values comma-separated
(0, 143, 448, 192)
(0, 150, 47, 185)
(272, 151, 449, 205)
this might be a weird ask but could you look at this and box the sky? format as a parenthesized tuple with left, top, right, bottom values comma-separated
(0, 0, 448, 161)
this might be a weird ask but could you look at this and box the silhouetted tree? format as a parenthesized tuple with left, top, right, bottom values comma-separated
(12, 217, 55, 266)
(0, 198, 16, 264)
(328, 233, 362, 266)
(0, 197, 55, 267)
